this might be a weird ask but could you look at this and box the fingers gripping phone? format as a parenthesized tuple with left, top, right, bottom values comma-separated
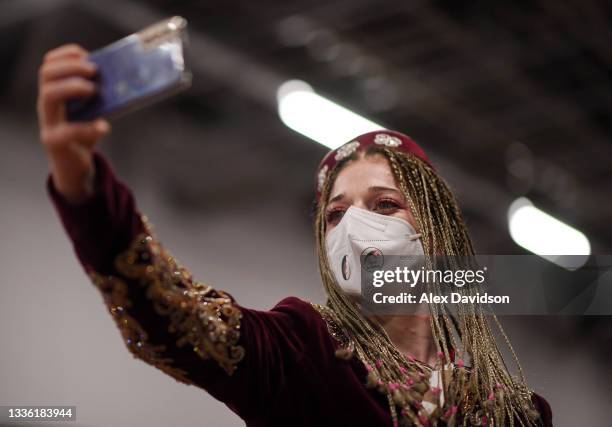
(67, 16, 192, 121)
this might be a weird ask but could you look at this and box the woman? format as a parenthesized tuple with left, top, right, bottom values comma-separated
(38, 44, 552, 426)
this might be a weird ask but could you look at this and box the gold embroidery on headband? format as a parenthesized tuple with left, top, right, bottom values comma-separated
(90, 215, 245, 378)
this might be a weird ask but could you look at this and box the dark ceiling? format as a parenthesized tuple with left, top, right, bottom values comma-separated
(2, 0, 611, 253)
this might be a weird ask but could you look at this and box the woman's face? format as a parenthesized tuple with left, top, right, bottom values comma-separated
(324, 153, 418, 236)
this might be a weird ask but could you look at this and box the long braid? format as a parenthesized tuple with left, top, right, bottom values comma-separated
(313, 148, 541, 426)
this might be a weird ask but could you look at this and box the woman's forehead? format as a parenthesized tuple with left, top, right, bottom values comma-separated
(329, 156, 399, 199)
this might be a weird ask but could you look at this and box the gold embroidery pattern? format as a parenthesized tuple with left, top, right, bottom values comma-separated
(310, 303, 352, 350)
(89, 216, 245, 379)
(90, 272, 193, 384)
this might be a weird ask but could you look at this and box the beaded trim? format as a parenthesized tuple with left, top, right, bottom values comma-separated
(310, 303, 352, 350)
(89, 216, 245, 379)
(334, 140, 360, 161)
(374, 133, 402, 147)
(309, 303, 539, 425)
(90, 272, 193, 384)
(317, 164, 329, 193)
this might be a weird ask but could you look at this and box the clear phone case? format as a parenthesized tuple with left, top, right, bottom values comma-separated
(67, 16, 192, 121)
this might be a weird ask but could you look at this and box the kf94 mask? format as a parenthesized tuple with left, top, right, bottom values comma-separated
(325, 205, 424, 300)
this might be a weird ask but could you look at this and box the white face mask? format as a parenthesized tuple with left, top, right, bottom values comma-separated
(325, 205, 424, 300)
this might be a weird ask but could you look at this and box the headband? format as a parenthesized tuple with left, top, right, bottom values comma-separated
(315, 130, 433, 199)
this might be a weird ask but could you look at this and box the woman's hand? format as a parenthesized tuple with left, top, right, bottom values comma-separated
(37, 43, 111, 204)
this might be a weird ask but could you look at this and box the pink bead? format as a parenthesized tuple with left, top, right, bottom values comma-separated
(444, 406, 458, 417)
(456, 359, 465, 368)
(488, 391, 495, 401)
(443, 407, 457, 418)
(437, 351, 444, 358)
(399, 366, 408, 374)
(376, 359, 383, 368)
(365, 364, 373, 372)
(431, 386, 441, 395)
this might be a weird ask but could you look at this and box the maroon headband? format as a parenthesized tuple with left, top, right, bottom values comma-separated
(315, 130, 432, 199)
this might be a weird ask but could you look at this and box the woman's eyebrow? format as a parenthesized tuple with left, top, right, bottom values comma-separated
(368, 186, 402, 195)
(329, 186, 401, 205)
(328, 193, 345, 204)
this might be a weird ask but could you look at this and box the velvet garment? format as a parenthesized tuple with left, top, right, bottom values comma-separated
(47, 151, 553, 426)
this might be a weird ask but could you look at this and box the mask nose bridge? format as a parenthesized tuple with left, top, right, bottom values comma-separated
(347, 205, 421, 237)
(345, 207, 387, 232)
(349, 215, 387, 234)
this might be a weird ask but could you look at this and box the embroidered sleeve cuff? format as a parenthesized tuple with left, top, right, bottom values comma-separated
(92, 216, 245, 377)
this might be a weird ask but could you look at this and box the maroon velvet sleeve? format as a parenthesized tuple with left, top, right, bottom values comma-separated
(531, 392, 553, 426)
(47, 151, 145, 274)
(46, 151, 319, 422)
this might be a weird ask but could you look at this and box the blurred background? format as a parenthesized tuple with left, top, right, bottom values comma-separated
(0, 0, 611, 425)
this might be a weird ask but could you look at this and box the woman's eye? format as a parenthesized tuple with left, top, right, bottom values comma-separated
(375, 199, 399, 213)
(326, 209, 345, 224)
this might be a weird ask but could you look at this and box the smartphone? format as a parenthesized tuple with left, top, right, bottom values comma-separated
(67, 16, 192, 122)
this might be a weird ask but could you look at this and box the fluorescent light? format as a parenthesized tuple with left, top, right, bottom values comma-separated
(277, 79, 383, 149)
(508, 197, 590, 268)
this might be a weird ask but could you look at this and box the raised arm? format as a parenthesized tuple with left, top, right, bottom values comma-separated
(38, 42, 245, 382)
(37, 44, 325, 421)
(46, 151, 245, 379)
